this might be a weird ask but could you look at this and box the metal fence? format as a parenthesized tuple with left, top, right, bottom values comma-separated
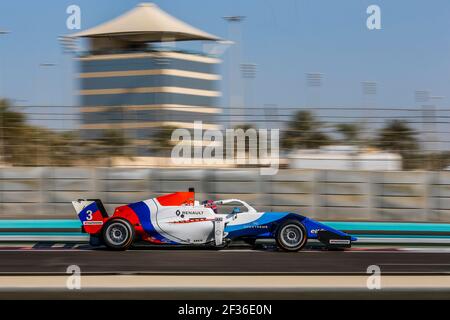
(2, 105, 450, 170)
(0, 167, 449, 222)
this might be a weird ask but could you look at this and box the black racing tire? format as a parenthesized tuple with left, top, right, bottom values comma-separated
(102, 219, 135, 251)
(276, 220, 307, 252)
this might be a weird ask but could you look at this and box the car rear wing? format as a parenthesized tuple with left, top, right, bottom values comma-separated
(72, 199, 109, 218)
(72, 199, 109, 234)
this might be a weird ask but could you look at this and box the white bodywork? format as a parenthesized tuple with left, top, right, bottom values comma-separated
(149, 198, 263, 245)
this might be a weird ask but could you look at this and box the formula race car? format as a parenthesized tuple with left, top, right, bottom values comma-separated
(72, 189, 356, 251)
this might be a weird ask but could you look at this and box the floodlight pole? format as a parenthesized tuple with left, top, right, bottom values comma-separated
(0, 30, 10, 165)
(223, 16, 246, 128)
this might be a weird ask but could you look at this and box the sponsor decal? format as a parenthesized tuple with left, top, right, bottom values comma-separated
(176, 210, 184, 218)
(246, 225, 268, 229)
(170, 218, 215, 224)
(329, 239, 351, 245)
(176, 209, 205, 218)
(83, 221, 103, 226)
(180, 210, 204, 215)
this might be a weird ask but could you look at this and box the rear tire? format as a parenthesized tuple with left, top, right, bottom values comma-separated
(276, 220, 307, 252)
(102, 219, 134, 251)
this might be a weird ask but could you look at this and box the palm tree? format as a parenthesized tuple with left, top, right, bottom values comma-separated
(375, 120, 420, 169)
(47, 131, 81, 166)
(0, 99, 91, 166)
(0, 99, 29, 164)
(282, 110, 331, 150)
(335, 123, 362, 145)
(99, 129, 130, 156)
(375, 120, 419, 154)
(151, 126, 178, 156)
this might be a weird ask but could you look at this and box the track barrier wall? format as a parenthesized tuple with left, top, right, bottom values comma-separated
(0, 168, 449, 222)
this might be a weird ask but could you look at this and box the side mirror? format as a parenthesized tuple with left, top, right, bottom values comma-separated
(232, 207, 241, 214)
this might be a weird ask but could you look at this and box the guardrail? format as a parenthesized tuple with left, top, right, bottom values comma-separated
(1, 220, 450, 245)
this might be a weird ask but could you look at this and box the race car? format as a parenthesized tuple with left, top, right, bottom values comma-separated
(72, 189, 356, 251)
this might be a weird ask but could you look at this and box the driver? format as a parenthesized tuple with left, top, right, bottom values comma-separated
(202, 200, 218, 214)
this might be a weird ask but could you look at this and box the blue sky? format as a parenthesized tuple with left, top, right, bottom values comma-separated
(1, 0, 450, 111)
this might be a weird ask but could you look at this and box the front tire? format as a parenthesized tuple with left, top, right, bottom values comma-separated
(276, 220, 307, 252)
(102, 219, 134, 251)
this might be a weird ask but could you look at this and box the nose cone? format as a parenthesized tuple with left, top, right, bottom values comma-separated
(350, 236, 358, 242)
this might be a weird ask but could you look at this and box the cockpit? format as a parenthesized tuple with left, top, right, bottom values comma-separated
(200, 199, 258, 215)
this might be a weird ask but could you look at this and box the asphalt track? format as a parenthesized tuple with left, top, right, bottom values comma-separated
(0, 246, 449, 274)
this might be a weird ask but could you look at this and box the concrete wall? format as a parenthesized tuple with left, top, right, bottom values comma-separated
(0, 168, 449, 221)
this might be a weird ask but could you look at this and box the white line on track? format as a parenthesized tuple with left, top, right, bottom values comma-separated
(380, 263, 450, 266)
(399, 248, 450, 253)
